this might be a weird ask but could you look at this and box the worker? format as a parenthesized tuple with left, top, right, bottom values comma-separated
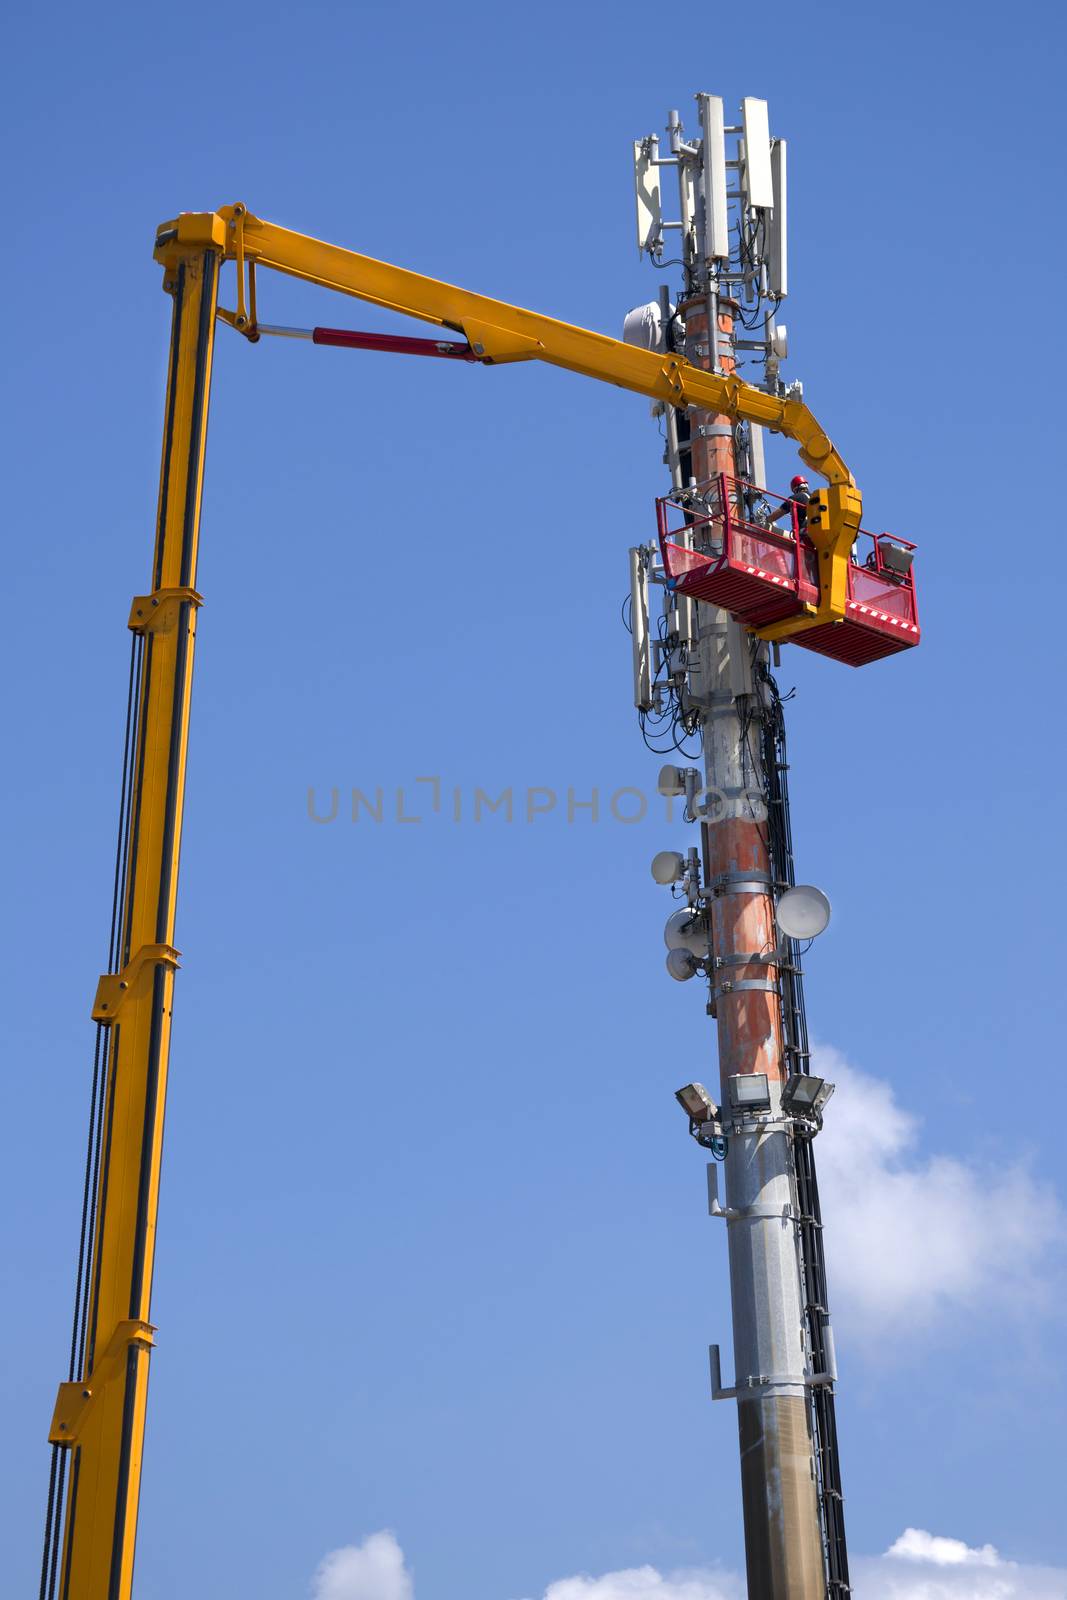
(771, 474, 811, 531)
(754, 473, 809, 580)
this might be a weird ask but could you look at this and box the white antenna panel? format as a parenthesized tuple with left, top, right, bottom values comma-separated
(741, 98, 773, 208)
(629, 548, 652, 710)
(696, 93, 729, 261)
(768, 139, 788, 296)
(748, 422, 767, 490)
(679, 155, 697, 238)
(633, 138, 663, 254)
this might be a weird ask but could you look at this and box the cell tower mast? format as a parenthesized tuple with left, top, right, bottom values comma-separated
(629, 97, 851, 1598)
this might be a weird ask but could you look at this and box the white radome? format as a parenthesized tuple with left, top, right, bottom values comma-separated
(776, 884, 832, 940)
(651, 850, 685, 885)
(664, 908, 708, 958)
(665, 948, 699, 982)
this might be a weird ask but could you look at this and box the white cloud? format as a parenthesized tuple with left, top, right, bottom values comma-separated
(314, 1532, 1067, 1600)
(311, 1532, 413, 1600)
(537, 1566, 742, 1600)
(526, 1534, 1067, 1600)
(850, 1526, 1067, 1598)
(886, 1527, 1000, 1566)
(810, 1044, 1065, 1341)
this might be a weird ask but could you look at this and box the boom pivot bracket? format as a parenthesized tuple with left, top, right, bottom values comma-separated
(49, 1321, 156, 1447)
(91, 944, 180, 1024)
(127, 587, 203, 635)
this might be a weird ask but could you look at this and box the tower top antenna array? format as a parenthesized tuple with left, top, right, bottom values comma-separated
(633, 95, 788, 389)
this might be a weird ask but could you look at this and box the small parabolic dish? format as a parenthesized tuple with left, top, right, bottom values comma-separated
(776, 884, 831, 940)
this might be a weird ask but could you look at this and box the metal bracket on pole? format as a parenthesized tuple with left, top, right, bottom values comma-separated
(713, 977, 779, 1001)
(92, 945, 180, 1024)
(49, 1320, 156, 1447)
(712, 951, 778, 968)
(710, 1202, 796, 1224)
(707, 1166, 793, 1224)
(709, 1344, 736, 1400)
(127, 587, 203, 635)
(709, 870, 773, 897)
(709, 1346, 824, 1402)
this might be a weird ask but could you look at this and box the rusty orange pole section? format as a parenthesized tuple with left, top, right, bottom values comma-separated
(681, 292, 826, 1599)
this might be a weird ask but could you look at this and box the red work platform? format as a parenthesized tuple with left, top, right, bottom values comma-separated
(656, 474, 919, 668)
(793, 559, 921, 666)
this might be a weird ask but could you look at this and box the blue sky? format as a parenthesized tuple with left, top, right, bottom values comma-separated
(3, 1, 1066, 1597)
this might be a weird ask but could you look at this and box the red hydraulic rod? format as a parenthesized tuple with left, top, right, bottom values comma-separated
(256, 323, 479, 359)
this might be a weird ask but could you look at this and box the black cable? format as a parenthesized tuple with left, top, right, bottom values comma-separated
(109, 634, 141, 970)
(40, 628, 144, 1597)
(38, 1447, 59, 1600)
(757, 659, 851, 1596)
(115, 633, 144, 968)
(68, 1029, 104, 1383)
(76, 1029, 110, 1380)
(46, 1452, 67, 1600)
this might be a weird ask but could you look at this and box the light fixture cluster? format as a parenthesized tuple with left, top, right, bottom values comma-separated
(673, 1073, 835, 1138)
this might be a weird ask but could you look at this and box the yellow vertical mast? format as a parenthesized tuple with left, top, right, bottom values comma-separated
(47, 222, 221, 1600)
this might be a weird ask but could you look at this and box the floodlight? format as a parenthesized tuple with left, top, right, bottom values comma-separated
(727, 1073, 771, 1112)
(776, 885, 831, 940)
(651, 850, 686, 885)
(664, 908, 707, 958)
(877, 539, 915, 579)
(675, 1082, 719, 1122)
(665, 949, 699, 982)
(657, 764, 687, 797)
(781, 1073, 835, 1118)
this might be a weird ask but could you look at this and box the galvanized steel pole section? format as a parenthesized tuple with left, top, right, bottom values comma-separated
(681, 295, 826, 1598)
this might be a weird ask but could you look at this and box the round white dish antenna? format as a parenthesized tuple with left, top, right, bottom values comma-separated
(665, 949, 699, 982)
(664, 909, 708, 957)
(776, 884, 831, 940)
(651, 850, 685, 885)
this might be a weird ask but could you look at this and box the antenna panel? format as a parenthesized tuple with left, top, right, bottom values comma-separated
(748, 422, 767, 490)
(696, 93, 729, 261)
(741, 98, 773, 208)
(679, 154, 697, 239)
(633, 138, 663, 254)
(768, 139, 788, 296)
(629, 548, 652, 710)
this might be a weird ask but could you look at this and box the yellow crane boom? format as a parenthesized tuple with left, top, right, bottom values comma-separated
(45, 206, 866, 1600)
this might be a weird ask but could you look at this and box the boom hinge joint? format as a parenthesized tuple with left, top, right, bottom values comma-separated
(49, 1321, 156, 1447)
(92, 944, 180, 1023)
(127, 587, 203, 635)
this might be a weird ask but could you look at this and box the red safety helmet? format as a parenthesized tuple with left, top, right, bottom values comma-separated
(790, 475, 809, 491)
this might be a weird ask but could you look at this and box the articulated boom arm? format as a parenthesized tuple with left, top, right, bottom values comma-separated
(155, 207, 863, 634)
